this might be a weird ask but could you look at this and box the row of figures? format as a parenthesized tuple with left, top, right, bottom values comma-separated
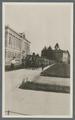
(10, 56, 45, 71)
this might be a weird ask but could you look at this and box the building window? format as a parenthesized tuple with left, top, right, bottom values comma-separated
(19, 40, 21, 50)
(9, 36, 12, 45)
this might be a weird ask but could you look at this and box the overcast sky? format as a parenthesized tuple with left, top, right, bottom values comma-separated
(4, 3, 73, 55)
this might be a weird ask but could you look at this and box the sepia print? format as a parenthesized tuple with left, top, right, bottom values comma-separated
(2, 2, 73, 117)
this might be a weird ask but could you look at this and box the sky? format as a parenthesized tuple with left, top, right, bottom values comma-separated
(4, 3, 73, 55)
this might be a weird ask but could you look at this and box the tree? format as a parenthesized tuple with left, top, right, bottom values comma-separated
(41, 45, 55, 60)
(55, 43, 60, 50)
(36, 54, 39, 57)
(47, 46, 52, 51)
(46, 46, 53, 59)
(41, 46, 47, 58)
(32, 52, 35, 56)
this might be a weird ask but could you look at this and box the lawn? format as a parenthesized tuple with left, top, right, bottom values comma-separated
(41, 62, 70, 78)
(19, 81, 70, 93)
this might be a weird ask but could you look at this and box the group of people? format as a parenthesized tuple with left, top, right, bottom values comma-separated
(10, 56, 26, 70)
(10, 56, 45, 71)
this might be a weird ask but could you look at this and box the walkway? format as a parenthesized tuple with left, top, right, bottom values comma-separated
(4, 66, 71, 117)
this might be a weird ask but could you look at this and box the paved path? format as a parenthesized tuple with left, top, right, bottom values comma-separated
(43, 63, 55, 71)
(4, 67, 71, 117)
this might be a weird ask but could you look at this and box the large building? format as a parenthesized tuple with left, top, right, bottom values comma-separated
(53, 50, 70, 63)
(5, 25, 30, 65)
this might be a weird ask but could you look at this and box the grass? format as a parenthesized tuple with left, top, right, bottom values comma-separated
(19, 81, 70, 94)
(41, 62, 70, 78)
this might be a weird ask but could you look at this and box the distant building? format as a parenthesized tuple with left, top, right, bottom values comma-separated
(53, 50, 70, 63)
(62, 50, 70, 63)
(5, 25, 30, 65)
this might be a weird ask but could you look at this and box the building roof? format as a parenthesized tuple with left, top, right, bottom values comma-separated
(5, 25, 31, 43)
(53, 49, 70, 53)
(52, 49, 70, 57)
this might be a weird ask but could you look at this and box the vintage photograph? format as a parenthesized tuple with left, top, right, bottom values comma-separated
(2, 2, 73, 117)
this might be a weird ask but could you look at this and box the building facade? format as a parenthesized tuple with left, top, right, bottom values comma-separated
(62, 50, 70, 63)
(53, 50, 70, 63)
(5, 26, 30, 65)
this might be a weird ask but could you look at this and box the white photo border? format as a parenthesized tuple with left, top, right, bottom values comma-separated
(2, 2, 73, 118)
